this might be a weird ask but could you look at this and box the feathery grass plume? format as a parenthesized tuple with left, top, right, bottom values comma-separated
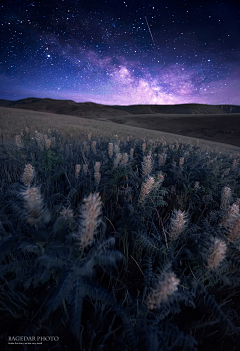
(141, 155, 153, 177)
(60, 206, 74, 219)
(88, 132, 92, 141)
(45, 138, 51, 150)
(44, 134, 48, 143)
(94, 162, 101, 184)
(169, 209, 188, 241)
(145, 272, 180, 310)
(121, 152, 129, 165)
(194, 181, 200, 190)
(15, 135, 23, 148)
(78, 192, 102, 249)
(179, 157, 184, 166)
(91, 141, 97, 155)
(220, 186, 231, 210)
(114, 144, 120, 154)
(232, 159, 238, 169)
(75, 164, 81, 179)
(142, 142, 146, 152)
(130, 148, 134, 159)
(21, 164, 35, 187)
(25, 127, 29, 133)
(35, 131, 44, 150)
(152, 175, 164, 193)
(83, 163, 88, 176)
(21, 186, 44, 225)
(157, 171, 164, 182)
(158, 153, 167, 167)
(108, 143, 113, 159)
(225, 211, 240, 242)
(207, 238, 227, 270)
(230, 202, 240, 214)
(113, 153, 122, 168)
(138, 176, 155, 204)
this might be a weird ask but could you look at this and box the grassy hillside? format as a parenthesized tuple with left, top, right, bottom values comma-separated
(0, 125, 240, 350)
(1, 106, 240, 155)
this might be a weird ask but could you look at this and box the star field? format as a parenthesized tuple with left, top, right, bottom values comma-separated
(0, 0, 240, 105)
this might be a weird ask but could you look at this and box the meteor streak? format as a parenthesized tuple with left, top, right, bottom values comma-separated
(144, 16, 155, 46)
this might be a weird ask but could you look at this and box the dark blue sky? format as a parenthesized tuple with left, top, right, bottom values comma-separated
(1, 0, 240, 105)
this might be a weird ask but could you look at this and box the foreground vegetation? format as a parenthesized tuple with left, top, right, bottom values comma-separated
(0, 127, 240, 350)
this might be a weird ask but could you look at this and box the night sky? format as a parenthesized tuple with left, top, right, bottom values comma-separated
(1, 0, 240, 105)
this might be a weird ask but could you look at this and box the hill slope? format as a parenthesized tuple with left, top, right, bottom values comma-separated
(1, 98, 240, 117)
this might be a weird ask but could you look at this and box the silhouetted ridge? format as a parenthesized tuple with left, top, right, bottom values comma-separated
(0, 97, 240, 117)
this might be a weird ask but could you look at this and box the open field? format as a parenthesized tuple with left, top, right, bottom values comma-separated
(1, 103, 240, 351)
(0, 106, 240, 156)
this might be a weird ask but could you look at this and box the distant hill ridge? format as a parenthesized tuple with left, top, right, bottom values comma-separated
(0, 97, 240, 117)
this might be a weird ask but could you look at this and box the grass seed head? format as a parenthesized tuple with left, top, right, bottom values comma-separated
(121, 152, 129, 165)
(114, 144, 120, 154)
(207, 238, 227, 270)
(15, 135, 23, 148)
(169, 209, 188, 240)
(113, 153, 122, 168)
(130, 148, 134, 158)
(179, 157, 184, 166)
(145, 272, 180, 310)
(83, 163, 88, 175)
(221, 186, 231, 210)
(158, 153, 167, 167)
(79, 192, 102, 249)
(141, 155, 153, 177)
(108, 143, 113, 159)
(94, 162, 101, 184)
(75, 164, 81, 178)
(92, 141, 97, 154)
(21, 187, 44, 224)
(21, 164, 35, 187)
(138, 176, 155, 204)
(60, 206, 74, 219)
(226, 211, 240, 242)
(142, 142, 146, 152)
(45, 139, 51, 150)
(194, 181, 200, 190)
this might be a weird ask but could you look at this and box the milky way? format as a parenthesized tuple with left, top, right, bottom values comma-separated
(1, 0, 240, 105)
